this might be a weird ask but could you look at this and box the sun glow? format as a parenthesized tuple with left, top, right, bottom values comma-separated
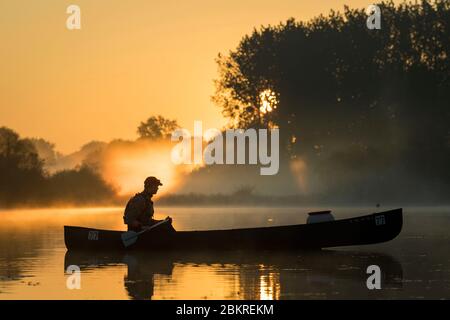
(259, 89, 279, 114)
(101, 139, 192, 197)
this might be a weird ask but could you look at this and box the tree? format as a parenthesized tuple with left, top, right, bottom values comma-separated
(0, 128, 43, 171)
(27, 138, 62, 167)
(0, 127, 45, 205)
(213, 0, 450, 201)
(0, 127, 117, 207)
(137, 115, 179, 140)
(47, 165, 116, 204)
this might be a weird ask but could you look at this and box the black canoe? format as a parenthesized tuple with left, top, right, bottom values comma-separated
(64, 208, 402, 251)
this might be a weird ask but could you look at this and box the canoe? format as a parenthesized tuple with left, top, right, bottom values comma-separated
(64, 208, 402, 251)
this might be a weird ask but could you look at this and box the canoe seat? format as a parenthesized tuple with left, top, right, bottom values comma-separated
(307, 210, 335, 224)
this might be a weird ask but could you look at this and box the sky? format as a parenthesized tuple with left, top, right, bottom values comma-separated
(0, 0, 390, 154)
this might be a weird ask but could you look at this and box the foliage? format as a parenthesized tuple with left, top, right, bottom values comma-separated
(0, 127, 116, 207)
(214, 0, 449, 192)
(137, 115, 179, 140)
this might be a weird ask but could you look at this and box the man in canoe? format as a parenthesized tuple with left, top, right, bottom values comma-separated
(123, 176, 173, 232)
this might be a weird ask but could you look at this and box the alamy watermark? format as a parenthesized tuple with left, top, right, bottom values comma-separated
(64, 4, 380, 31)
(366, 265, 382, 290)
(66, 5, 81, 30)
(171, 121, 279, 176)
(366, 4, 381, 30)
(66, 265, 81, 289)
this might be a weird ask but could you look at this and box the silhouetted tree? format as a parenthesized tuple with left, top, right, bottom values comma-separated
(47, 165, 116, 204)
(0, 127, 117, 207)
(27, 138, 62, 168)
(213, 0, 449, 201)
(137, 115, 179, 140)
(0, 127, 45, 206)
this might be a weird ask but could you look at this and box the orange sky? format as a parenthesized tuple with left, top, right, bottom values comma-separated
(0, 0, 391, 154)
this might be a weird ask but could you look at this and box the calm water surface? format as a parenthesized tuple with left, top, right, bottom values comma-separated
(0, 206, 449, 299)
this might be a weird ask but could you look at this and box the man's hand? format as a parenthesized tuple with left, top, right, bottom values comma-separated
(165, 216, 173, 224)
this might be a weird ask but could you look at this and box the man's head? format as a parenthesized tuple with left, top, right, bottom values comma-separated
(144, 176, 162, 195)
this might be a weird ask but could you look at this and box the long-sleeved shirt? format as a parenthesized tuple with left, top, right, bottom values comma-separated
(123, 192, 154, 226)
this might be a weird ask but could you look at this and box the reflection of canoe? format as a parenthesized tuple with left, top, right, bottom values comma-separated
(64, 208, 402, 251)
(64, 249, 402, 272)
(64, 249, 404, 297)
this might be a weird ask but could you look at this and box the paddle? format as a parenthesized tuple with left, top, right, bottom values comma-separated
(121, 218, 170, 248)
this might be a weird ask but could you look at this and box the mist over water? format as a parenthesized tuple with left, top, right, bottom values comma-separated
(30, 135, 450, 208)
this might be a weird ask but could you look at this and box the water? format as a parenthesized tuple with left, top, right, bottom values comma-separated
(0, 206, 449, 300)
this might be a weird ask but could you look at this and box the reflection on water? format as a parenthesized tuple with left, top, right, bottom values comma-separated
(0, 206, 449, 299)
(64, 250, 404, 300)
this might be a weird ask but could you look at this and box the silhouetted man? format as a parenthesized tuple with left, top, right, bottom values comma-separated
(123, 176, 172, 231)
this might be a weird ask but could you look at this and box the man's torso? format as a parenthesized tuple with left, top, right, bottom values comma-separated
(123, 192, 154, 226)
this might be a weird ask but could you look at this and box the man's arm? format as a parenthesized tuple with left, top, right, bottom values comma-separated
(124, 197, 146, 228)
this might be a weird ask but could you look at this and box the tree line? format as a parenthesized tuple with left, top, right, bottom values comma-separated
(0, 127, 117, 207)
(0, 116, 179, 207)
